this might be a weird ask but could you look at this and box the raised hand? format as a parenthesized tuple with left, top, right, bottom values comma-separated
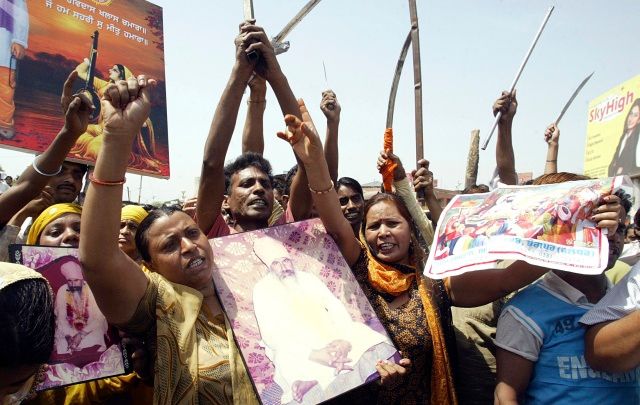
(182, 197, 198, 219)
(248, 75, 267, 100)
(593, 193, 624, 236)
(277, 99, 323, 163)
(234, 20, 258, 77)
(412, 159, 434, 195)
(320, 90, 341, 121)
(377, 150, 405, 182)
(102, 75, 155, 138)
(544, 123, 560, 145)
(493, 90, 518, 123)
(239, 23, 282, 83)
(60, 70, 94, 136)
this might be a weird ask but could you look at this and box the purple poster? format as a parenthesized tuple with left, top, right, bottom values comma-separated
(9, 245, 132, 390)
(210, 219, 399, 405)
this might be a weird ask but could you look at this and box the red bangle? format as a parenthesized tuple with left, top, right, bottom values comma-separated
(89, 172, 126, 186)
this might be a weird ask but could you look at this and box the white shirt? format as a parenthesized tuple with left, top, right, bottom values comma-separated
(619, 241, 640, 266)
(580, 263, 640, 325)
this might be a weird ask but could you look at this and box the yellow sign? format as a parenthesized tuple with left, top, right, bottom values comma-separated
(584, 74, 640, 178)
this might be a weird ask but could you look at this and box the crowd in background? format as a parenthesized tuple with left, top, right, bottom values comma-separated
(0, 20, 638, 405)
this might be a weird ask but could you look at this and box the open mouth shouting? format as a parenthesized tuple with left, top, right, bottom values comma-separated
(345, 212, 361, 222)
(377, 242, 396, 254)
(186, 256, 206, 272)
(248, 197, 269, 210)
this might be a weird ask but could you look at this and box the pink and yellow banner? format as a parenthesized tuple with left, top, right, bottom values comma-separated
(584, 74, 640, 179)
(0, 0, 169, 177)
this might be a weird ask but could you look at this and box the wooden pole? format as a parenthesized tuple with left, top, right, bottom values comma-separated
(408, 0, 424, 164)
(465, 129, 480, 188)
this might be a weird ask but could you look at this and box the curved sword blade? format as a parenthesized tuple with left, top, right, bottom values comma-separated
(555, 71, 594, 125)
(386, 31, 412, 129)
(271, 0, 323, 45)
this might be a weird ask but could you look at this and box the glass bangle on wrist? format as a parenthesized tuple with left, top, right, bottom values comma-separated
(32, 157, 62, 177)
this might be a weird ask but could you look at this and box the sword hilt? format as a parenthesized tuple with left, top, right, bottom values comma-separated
(246, 50, 259, 63)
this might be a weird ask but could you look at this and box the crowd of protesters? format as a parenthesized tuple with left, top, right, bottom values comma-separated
(0, 20, 638, 405)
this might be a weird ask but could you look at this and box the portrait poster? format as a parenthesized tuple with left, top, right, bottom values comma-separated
(9, 244, 132, 391)
(424, 176, 631, 279)
(210, 219, 399, 405)
(584, 74, 640, 179)
(0, 0, 169, 177)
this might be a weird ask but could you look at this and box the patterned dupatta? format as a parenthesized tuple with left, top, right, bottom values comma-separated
(360, 239, 458, 405)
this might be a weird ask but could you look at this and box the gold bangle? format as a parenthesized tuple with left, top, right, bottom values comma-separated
(309, 180, 334, 195)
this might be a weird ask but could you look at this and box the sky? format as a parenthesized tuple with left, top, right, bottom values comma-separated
(1, 0, 639, 203)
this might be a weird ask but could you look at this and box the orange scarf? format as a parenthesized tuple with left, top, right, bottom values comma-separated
(362, 238, 458, 405)
(380, 128, 397, 192)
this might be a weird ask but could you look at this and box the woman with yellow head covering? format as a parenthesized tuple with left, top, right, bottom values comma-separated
(26, 203, 82, 247)
(119, 205, 149, 262)
(24, 205, 153, 404)
(0, 263, 53, 404)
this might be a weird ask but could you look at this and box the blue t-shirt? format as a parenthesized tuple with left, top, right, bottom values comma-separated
(504, 282, 640, 404)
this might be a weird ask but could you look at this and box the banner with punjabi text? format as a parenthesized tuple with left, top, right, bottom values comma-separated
(424, 177, 631, 279)
(584, 74, 640, 179)
(0, 0, 169, 177)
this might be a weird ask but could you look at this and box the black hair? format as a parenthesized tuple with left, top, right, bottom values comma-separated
(0, 279, 54, 367)
(115, 64, 126, 80)
(616, 189, 632, 216)
(272, 174, 287, 196)
(223, 152, 273, 194)
(336, 177, 364, 198)
(135, 206, 183, 262)
(284, 164, 298, 196)
(62, 160, 89, 175)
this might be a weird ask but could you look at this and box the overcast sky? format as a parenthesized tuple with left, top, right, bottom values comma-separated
(1, 0, 639, 203)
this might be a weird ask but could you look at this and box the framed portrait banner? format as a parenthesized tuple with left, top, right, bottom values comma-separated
(0, 0, 169, 177)
(210, 219, 399, 405)
(9, 244, 133, 391)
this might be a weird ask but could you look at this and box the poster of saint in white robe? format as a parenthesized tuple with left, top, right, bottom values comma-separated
(210, 219, 399, 405)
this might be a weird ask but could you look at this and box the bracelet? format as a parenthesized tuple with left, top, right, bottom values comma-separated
(247, 99, 266, 105)
(309, 180, 334, 195)
(546, 159, 557, 162)
(88, 172, 126, 186)
(32, 158, 62, 177)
